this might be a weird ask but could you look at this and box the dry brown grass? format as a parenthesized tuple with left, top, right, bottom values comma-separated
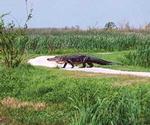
(0, 116, 10, 124)
(0, 97, 47, 111)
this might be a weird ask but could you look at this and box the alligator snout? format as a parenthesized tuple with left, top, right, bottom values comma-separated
(47, 58, 51, 61)
(47, 58, 55, 61)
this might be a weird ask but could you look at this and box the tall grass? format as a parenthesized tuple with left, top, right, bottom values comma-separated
(70, 86, 150, 125)
(25, 30, 150, 54)
(123, 41, 150, 67)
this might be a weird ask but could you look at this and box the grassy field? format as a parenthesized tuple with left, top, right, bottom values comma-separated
(0, 65, 150, 125)
(0, 29, 150, 125)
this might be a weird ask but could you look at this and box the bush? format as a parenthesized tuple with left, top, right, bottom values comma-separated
(0, 15, 29, 68)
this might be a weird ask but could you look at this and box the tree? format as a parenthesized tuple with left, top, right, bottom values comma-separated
(104, 22, 117, 30)
(144, 23, 150, 30)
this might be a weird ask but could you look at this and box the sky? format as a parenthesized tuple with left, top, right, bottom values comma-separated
(0, 0, 150, 29)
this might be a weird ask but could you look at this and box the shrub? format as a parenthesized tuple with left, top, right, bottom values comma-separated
(0, 12, 30, 68)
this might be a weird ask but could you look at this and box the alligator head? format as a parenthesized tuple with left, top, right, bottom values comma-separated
(47, 56, 65, 64)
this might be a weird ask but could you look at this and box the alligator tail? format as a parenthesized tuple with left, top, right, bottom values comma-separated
(90, 57, 120, 65)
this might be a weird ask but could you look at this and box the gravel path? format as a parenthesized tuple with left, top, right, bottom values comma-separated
(28, 56, 150, 78)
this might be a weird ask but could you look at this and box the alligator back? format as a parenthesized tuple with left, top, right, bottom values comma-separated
(87, 56, 113, 65)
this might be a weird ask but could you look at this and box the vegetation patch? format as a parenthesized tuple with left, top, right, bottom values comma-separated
(124, 42, 150, 67)
(1, 97, 47, 111)
(0, 65, 150, 124)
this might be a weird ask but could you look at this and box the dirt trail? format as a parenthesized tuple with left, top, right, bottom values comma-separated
(28, 56, 150, 78)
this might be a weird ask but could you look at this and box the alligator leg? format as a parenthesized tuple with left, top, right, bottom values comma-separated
(63, 63, 67, 68)
(87, 63, 94, 68)
(68, 60, 74, 68)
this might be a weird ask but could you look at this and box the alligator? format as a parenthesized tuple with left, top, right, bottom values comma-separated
(47, 55, 118, 68)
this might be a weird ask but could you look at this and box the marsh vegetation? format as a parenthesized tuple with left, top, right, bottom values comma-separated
(0, 13, 150, 125)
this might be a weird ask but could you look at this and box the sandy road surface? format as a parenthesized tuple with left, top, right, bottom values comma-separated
(28, 56, 150, 78)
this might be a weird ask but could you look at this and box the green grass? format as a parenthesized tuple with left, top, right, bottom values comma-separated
(0, 65, 150, 125)
(0, 29, 150, 125)
(26, 30, 150, 54)
(93, 51, 150, 72)
(123, 44, 150, 67)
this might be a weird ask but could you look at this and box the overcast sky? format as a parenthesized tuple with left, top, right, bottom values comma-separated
(0, 0, 150, 29)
